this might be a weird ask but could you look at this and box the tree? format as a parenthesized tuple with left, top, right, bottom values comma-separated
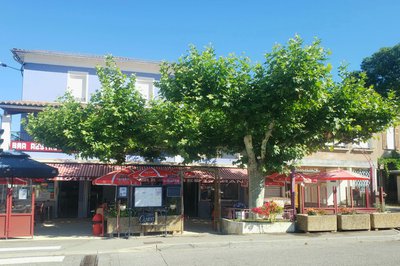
(157, 36, 398, 208)
(25, 56, 165, 164)
(361, 43, 400, 97)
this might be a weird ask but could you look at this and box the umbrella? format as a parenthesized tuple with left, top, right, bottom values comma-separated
(0, 177, 28, 185)
(92, 168, 141, 186)
(265, 172, 316, 185)
(0, 151, 58, 179)
(265, 177, 285, 187)
(92, 168, 141, 238)
(310, 169, 370, 181)
(130, 167, 178, 179)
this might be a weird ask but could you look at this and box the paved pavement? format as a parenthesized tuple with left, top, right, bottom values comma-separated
(10, 205, 400, 241)
(2, 217, 400, 265)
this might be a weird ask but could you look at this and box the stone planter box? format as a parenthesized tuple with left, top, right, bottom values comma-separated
(106, 215, 183, 236)
(221, 218, 295, 235)
(370, 212, 400, 230)
(296, 214, 337, 232)
(337, 214, 370, 231)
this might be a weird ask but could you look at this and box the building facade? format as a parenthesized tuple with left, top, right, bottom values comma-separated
(1, 48, 396, 223)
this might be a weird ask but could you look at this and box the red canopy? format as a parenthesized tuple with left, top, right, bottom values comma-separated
(265, 172, 316, 186)
(92, 168, 141, 186)
(130, 167, 178, 178)
(265, 177, 285, 187)
(310, 169, 370, 181)
(0, 177, 28, 185)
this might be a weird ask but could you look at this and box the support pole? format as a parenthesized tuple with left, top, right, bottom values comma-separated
(350, 186, 354, 208)
(379, 186, 385, 212)
(365, 187, 370, 208)
(213, 169, 221, 232)
(290, 169, 296, 213)
(317, 185, 321, 208)
(180, 171, 184, 234)
(333, 186, 338, 214)
(300, 185, 305, 214)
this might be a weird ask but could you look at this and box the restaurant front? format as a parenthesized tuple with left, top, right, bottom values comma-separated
(41, 163, 249, 225)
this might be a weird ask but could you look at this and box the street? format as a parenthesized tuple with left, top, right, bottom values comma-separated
(1, 230, 400, 265)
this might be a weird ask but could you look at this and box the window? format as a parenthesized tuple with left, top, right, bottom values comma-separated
(67, 72, 88, 102)
(135, 78, 154, 102)
(353, 140, 371, 149)
(386, 127, 395, 150)
(200, 183, 239, 201)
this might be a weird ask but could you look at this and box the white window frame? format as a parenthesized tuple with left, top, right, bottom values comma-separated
(67, 71, 89, 103)
(135, 78, 154, 102)
(387, 127, 395, 150)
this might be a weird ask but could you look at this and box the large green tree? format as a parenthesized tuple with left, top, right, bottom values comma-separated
(157, 36, 398, 208)
(361, 43, 400, 97)
(25, 57, 165, 163)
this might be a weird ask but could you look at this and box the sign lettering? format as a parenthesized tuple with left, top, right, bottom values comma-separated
(10, 141, 62, 152)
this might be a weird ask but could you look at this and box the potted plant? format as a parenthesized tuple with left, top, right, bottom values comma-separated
(296, 208, 337, 233)
(221, 201, 295, 234)
(370, 206, 400, 230)
(251, 201, 284, 222)
(337, 207, 370, 231)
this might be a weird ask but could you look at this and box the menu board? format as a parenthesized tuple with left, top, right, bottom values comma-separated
(134, 186, 163, 207)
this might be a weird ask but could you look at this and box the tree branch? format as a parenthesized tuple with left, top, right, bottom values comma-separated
(260, 121, 274, 163)
(244, 135, 257, 165)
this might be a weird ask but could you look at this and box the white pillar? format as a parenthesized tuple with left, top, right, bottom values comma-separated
(1, 113, 12, 151)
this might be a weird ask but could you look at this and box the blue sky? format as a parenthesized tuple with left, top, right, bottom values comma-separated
(0, 0, 399, 101)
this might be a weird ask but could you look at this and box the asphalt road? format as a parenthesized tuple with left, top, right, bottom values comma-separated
(1, 230, 400, 265)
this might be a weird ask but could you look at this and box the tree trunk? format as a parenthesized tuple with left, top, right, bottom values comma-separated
(247, 162, 265, 208)
(244, 134, 265, 209)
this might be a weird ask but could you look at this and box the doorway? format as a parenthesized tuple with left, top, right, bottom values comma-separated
(58, 182, 79, 218)
(183, 182, 199, 217)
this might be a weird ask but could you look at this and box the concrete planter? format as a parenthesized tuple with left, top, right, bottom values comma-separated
(221, 218, 295, 235)
(296, 214, 337, 233)
(337, 214, 370, 231)
(370, 212, 400, 230)
(106, 215, 183, 236)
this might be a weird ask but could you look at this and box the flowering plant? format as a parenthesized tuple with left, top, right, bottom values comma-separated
(339, 207, 356, 215)
(251, 201, 283, 222)
(306, 208, 326, 216)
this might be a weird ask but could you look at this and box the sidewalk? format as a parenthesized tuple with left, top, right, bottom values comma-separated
(32, 217, 216, 240)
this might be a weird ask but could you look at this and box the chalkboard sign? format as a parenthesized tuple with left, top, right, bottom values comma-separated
(166, 186, 181, 198)
(138, 212, 156, 224)
(134, 186, 163, 207)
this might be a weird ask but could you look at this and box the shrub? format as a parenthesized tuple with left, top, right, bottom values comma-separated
(251, 201, 283, 222)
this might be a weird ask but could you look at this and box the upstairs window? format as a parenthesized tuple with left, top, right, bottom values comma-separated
(385, 127, 395, 150)
(135, 78, 154, 102)
(67, 72, 88, 102)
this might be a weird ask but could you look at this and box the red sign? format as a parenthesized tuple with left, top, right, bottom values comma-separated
(10, 141, 62, 153)
(162, 175, 180, 185)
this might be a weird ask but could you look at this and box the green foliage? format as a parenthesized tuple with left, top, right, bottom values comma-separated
(25, 56, 165, 163)
(379, 151, 400, 172)
(361, 43, 400, 97)
(157, 36, 398, 207)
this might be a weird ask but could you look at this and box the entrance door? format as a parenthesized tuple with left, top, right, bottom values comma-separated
(183, 182, 199, 217)
(58, 182, 79, 218)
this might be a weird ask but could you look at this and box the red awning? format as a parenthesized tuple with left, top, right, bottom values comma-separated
(46, 163, 248, 185)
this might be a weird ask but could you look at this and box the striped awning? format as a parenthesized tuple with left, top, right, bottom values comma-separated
(47, 163, 248, 185)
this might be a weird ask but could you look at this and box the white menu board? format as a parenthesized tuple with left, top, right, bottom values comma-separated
(134, 186, 163, 207)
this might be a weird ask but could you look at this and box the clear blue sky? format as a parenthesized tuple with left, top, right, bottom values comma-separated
(1, 0, 399, 101)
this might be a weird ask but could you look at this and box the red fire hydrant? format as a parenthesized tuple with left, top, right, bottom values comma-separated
(92, 213, 103, 236)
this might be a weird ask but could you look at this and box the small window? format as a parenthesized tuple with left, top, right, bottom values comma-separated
(136, 79, 154, 102)
(67, 72, 88, 102)
(386, 127, 395, 150)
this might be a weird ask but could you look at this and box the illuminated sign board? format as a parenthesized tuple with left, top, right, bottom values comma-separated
(10, 141, 62, 153)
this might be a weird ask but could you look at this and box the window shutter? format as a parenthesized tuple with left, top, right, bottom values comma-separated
(382, 131, 387, 149)
(395, 127, 400, 150)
